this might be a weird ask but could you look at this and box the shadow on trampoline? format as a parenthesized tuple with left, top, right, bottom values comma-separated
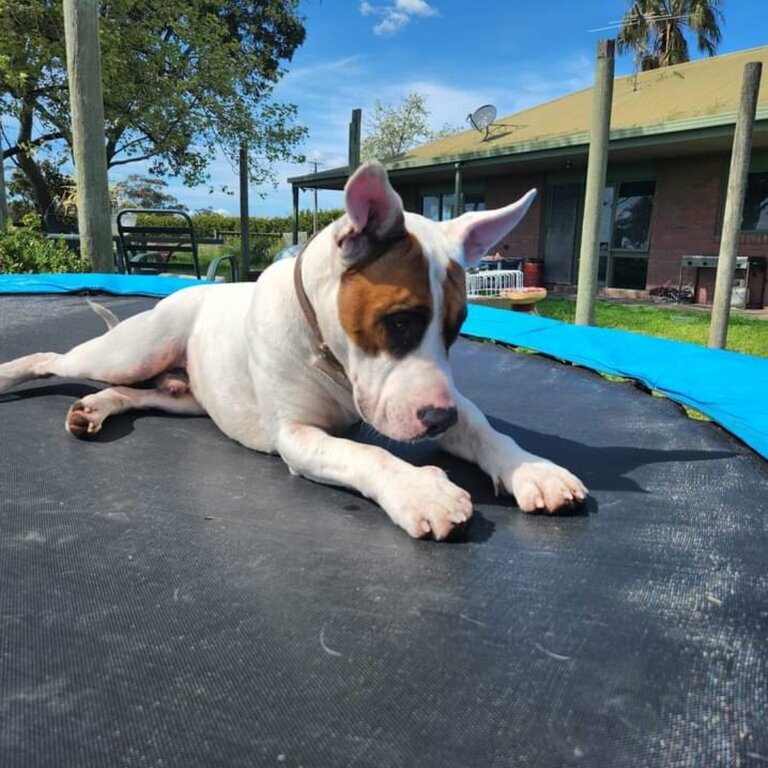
(1, 380, 101, 402)
(3, 377, 736, 512)
(487, 417, 737, 494)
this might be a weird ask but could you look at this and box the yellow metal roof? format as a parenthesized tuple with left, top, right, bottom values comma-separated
(395, 46, 768, 168)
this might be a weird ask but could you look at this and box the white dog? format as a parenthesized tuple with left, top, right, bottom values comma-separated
(0, 162, 586, 539)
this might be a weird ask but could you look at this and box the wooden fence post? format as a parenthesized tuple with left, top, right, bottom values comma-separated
(708, 62, 762, 349)
(62, 0, 114, 272)
(239, 141, 250, 280)
(292, 185, 299, 245)
(348, 109, 362, 175)
(575, 39, 615, 326)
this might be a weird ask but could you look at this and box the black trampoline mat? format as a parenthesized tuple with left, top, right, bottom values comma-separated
(1, 295, 766, 768)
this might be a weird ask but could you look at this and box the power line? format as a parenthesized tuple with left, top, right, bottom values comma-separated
(588, 14, 691, 33)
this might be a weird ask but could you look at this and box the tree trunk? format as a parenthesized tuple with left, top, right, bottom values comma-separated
(17, 105, 55, 218)
(16, 154, 55, 219)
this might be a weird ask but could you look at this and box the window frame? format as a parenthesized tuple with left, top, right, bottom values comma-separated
(740, 170, 768, 234)
(419, 186, 485, 221)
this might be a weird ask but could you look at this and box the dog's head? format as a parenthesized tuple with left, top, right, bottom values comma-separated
(312, 161, 536, 442)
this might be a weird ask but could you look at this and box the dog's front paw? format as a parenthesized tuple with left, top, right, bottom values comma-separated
(506, 461, 587, 514)
(381, 465, 473, 540)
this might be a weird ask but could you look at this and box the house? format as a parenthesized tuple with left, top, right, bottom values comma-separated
(288, 46, 768, 308)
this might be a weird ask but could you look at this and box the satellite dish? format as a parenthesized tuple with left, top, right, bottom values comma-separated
(467, 104, 497, 139)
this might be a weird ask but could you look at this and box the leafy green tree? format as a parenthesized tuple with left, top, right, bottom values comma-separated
(361, 92, 460, 161)
(616, 0, 724, 70)
(112, 175, 184, 210)
(0, 0, 307, 216)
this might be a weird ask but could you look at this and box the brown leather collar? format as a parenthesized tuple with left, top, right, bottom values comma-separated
(293, 245, 353, 392)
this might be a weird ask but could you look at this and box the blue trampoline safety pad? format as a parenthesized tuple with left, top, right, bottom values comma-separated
(464, 304, 768, 460)
(0, 272, 214, 298)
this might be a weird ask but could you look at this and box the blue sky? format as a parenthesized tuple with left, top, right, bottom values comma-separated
(242, 0, 768, 217)
(6, 1, 768, 218)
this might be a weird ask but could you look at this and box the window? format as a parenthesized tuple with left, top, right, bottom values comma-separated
(441, 194, 456, 221)
(422, 196, 440, 221)
(742, 172, 768, 232)
(421, 192, 485, 221)
(611, 256, 649, 291)
(611, 180, 655, 251)
(462, 193, 486, 214)
(596, 180, 655, 289)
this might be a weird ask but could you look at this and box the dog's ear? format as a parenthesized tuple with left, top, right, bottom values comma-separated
(335, 162, 405, 261)
(442, 189, 537, 268)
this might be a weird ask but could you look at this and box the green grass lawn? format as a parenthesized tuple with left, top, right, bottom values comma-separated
(471, 297, 768, 358)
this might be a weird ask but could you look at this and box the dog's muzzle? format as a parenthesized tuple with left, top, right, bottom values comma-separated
(417, 405, 458, 438)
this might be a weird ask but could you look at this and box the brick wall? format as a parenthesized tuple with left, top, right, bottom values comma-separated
(647, 154, 768, 305)
(484, 174, 546, 261)
(395, 173, 545, 260)
(397, 158, 768, 306)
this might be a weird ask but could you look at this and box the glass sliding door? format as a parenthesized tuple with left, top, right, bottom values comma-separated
(544, 184, 581, 284)
(598, 186, 615, 283)
(599, 180, 655, 289)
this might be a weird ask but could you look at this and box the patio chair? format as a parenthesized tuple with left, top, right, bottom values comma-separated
(116, 208, 239, 282)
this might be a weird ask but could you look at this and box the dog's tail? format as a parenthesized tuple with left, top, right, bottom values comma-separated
(86, 299, 119, 331)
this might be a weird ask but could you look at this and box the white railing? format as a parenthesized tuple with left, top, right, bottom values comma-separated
(465, 269, 524, 298)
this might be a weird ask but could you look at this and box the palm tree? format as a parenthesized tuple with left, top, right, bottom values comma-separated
(616, 0, 724, 71)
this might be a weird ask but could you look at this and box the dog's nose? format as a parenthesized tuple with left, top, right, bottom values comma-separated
(417, 405, 458, 437)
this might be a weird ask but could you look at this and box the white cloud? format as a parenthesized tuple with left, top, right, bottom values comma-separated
(278, 55, 364, 89)
(360, 0, 439, 36)
(259, 49, 598, 214)
(395, 0, 437, 17)
(374, 11, 410, 35)
(364, 60, 594, 137)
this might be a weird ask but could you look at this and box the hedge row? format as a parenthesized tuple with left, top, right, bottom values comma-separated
(138, 209, 345, 239)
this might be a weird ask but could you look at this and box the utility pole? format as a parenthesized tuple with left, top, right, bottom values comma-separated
(309, 161, 323, 234)
(62, 0, 114, 272)
(708, 62, 762, 349)
(575, 39, 615, 326)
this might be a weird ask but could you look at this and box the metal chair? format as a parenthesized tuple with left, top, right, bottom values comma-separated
(116, 209, 239, 282)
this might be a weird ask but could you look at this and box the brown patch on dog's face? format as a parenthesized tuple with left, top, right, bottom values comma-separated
(443, 260, 467, 350)
(338, 235, 433, 358)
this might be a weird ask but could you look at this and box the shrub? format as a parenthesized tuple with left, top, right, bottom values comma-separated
(0, 219, 87, 274)
(136, 209, 345, 238)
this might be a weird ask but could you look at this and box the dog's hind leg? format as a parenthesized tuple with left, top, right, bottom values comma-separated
(0, 296, 196, 395)
(0, 352, 63, 394)
(65, 372, 205, 438)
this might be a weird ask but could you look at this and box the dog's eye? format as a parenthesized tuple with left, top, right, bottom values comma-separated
(388, 314, 411, 334)
(381, 308, 429, 357)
